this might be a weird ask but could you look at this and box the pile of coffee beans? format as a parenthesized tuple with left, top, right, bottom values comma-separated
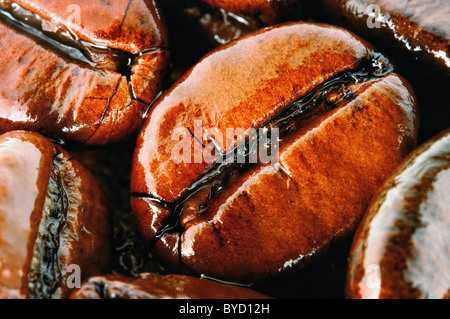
(0, 0, 448, 299)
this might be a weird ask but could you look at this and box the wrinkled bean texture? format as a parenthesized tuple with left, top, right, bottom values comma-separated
(0, 0, 169, 145)
(0, 131, 110, 299)
(346, 129, 450, 299)
(70, 272, 271, 299)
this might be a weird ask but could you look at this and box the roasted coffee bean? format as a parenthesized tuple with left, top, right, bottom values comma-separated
(346, 128, 450, 299)
(316, 0, 450, 78)
(0, 131, 110, 299)
(200, 0, 302, 24)
(0, 0, 169, 145)
(130, 22, 419, 282)
(70, 272, 271, 299)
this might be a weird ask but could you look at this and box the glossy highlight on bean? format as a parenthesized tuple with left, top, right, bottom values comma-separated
(316, 0, 450, 77)
(201, 0, 301, 24)
(0, 1, 446, 301)
(0, 0, 170, 145)
(346, 128, 450, 299)
(135, 53, 393, 242)
(0, 131, 111, 299)
(131, 22, 419, 283)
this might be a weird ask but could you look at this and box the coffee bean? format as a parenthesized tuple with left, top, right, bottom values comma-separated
(130, 22, 419, 282)
(0, 131, 111, 298)
(0, 0, 170, 145)
(346, 128, 450, 299)
(70, 272, 271, 299)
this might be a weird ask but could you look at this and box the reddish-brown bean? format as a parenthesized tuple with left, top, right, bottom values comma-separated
(0, 131, 111, 299)
(201, 0, 300, 24)
(70, 272, 271, 299)
(0, 0, 169, 145)
(346, 128, 450, 299)
(316, 0, 450, 78)
(130, 22, 419, 282)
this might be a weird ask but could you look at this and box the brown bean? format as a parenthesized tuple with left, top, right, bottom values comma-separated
(0, 0, 170, 145)
(200, 0, 301, 24)
(0, 131, 111, 299)
(346, 128, 450, 299)
(316, 0, 450, 78)
(70, 272, 271, 299)
(162, 0, 262, 49)
(130, 22, 419, 282)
